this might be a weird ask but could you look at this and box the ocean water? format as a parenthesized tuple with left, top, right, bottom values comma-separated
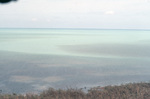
(0, 28, 150, 94)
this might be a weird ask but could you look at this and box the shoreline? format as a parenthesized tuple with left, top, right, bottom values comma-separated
(0, 82, 150, 99)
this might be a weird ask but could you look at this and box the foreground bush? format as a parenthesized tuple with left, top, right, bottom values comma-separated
(1, 82, 150, 99)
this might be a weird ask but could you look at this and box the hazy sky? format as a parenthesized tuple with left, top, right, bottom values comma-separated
(0, 0, 150, 29)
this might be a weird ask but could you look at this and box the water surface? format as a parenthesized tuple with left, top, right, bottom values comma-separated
(0, 28, 150, 94)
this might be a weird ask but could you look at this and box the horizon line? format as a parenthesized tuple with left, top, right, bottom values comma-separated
(0, 28, 150, 31)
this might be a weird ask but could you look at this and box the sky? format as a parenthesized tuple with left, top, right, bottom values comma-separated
(0, 0, 150, 29)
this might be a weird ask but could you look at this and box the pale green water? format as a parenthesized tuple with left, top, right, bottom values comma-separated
(0, 28, 150, 94)
(1, 29, 150, 57)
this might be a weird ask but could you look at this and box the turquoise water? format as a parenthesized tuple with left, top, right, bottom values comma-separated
(1, 29, 150, 57)
(0, 28, 150, 93)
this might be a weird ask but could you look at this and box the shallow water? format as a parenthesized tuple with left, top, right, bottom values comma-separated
(0, 28, 150, 94)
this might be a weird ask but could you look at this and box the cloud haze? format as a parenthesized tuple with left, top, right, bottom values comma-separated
(0, 0, 150, 29)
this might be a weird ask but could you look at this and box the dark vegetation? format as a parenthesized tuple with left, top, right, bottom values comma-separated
(0, 0, 17, 3)
(1, 82, 150, 99)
